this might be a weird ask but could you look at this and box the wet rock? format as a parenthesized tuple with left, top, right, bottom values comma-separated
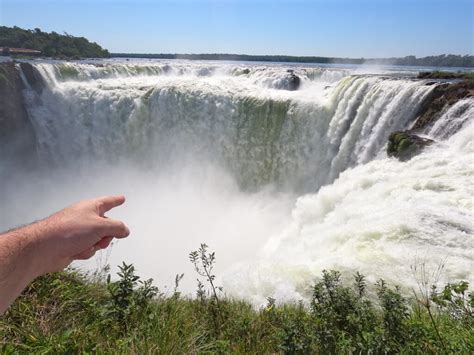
(286, 70, 301, 91)
(288, 73, 300, 91)
(412, 81, 474, 130)
(387, 131, 433, 161)
(417, 71, 474, 81)
(19, 62, 44, 93)
(197, 67, 212, 76)
(0, 61, 38, 173)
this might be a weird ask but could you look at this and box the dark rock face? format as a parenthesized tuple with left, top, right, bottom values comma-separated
(0, 62, 38, 173)
(387, 131, 433, 161)
(19, 62, 45, 93)
(383, 76, 472, 162)
(412, 81, 474, 131)
(288, 74, 300, 91)
(286, 69, 301, 91)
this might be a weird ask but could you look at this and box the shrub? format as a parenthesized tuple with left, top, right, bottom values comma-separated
(0, 245, 472, 353)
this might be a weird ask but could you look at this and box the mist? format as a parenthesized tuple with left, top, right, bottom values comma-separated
(1, 159, 294, 295)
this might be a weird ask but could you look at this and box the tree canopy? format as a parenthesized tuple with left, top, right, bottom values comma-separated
(1, 25, 471, 67)
(0, 26, 110, 59)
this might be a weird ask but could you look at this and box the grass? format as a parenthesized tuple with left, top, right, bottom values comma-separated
(1, 244, 473, 353)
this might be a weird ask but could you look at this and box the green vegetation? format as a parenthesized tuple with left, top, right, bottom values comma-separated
(112, 52, 474, 68)
(2, 25, 471, 67)
(387, 131, 434, 161)
(1, 244, 472, 353)
(0, 26, 109, 59)
(418, 70, 474, 82)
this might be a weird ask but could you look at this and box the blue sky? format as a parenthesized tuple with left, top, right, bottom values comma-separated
(1, 0, 472, 57)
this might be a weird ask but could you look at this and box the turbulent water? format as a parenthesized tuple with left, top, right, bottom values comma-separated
(3, 60, 473, 302)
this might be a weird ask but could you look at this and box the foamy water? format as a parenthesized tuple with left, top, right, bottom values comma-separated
(225, 119, 474, 304)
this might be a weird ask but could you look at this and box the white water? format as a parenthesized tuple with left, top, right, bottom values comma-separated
(22, 61, 434, 190)
(426, 98, 474, 139)
(2, 60, 473, 301)
(227, 119, 474, 304)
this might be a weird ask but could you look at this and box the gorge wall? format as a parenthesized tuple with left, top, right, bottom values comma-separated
(0, 62, 38, 176)
(2, 60, 472, 190)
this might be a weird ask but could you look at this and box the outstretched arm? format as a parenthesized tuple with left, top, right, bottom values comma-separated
(0, 195, 130, 314)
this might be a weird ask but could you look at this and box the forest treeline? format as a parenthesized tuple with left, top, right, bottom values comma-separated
(1, 26, 472, 67)
(113, 52, 474, 68)
(0, 26, 109, 59)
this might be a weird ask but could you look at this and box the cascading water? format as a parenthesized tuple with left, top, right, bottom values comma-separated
(425, 98, 474, 139)
(226, 118, 474, 304)
(3, 59, 473, 301)
(22, 61, 434, 190)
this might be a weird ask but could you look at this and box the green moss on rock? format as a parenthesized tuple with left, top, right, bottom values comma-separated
(387, 131, 433, 161)
(418, 71, 474, 82)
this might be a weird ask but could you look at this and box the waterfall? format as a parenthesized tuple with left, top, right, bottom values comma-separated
(4, 60, 471, 301)
(226, 119, 474, 304)
(21, 61, 435, 190)
(424, 98, 474, 140)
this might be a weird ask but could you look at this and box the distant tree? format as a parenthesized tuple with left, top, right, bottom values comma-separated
(110, 52, 474, 67)
(0, 26, 110, 58)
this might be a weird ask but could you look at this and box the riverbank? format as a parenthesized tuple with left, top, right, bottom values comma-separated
(1, 252, 472, 353)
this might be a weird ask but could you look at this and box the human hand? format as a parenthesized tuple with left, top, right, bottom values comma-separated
(33, 195, 130, 275)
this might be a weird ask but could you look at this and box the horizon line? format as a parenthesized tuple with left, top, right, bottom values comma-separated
(110, 52, 474, 59)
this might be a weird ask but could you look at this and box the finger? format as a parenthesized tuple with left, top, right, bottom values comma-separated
(95, 236, 113, 249)
(96, 195, 126, 216)
(74, 247, 97, 260)
(99, 218, 130, 238)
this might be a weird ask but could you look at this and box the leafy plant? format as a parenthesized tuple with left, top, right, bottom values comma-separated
(106, 262, 159, 332)
(431, 281, 473, 323)
(189, 243, 225, 335)
(189, 244, 223, 302)
(0, 26, 110, 58)
(1, 248, 472, 353)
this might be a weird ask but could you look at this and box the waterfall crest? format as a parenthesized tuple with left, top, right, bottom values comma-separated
(21, 61, 436, 190)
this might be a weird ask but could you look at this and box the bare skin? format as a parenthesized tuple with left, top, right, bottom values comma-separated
(0, 195, 130, 314)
